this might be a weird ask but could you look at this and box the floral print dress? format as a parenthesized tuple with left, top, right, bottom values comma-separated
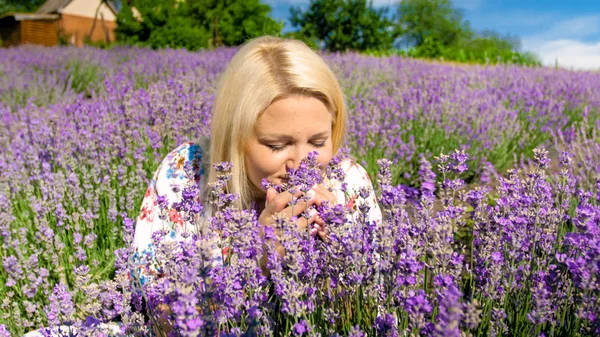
(130, 141, 383, 291)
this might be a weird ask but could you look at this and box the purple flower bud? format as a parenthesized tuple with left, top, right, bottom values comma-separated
(213, 161, 232, 172)
(533, 148, 550, 169)
(0, 324, 10, 337)
(292, 320, 311, 336)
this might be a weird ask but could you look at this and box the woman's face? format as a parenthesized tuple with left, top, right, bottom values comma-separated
(245, 94, 334, 195)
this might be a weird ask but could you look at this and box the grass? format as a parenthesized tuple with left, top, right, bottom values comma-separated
(65, 60, 103, 98)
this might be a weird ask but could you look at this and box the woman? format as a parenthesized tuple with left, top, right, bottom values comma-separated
(131, 36, 382, 289)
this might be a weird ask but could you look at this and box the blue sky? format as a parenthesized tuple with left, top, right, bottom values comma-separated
(265, 0, 600, 70)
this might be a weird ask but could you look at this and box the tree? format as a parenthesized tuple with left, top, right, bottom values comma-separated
(115, 0, 282, 50)
(396, 0, 540, 65)
(396, 0, 471, 48)
(290, 0, 397, 52)
(0, 0, 46, 15)
(116, 0, 211, 50)
(187, 0, 283, 48)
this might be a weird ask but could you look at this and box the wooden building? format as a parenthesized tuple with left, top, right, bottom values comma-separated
(0, 0, 118, 48)
(0, 13, 60, 47)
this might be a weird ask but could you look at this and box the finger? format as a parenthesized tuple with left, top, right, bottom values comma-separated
(310, 224, 326, 238)
(266, 187, 303, 214)
(296, 216, 309, 230)
(265, 187, 277, 206)
(317, 227, 328, 242)
(308, 185, 337, 206)
(304, 209, 319, 226)
(316, 184, 337, 204)
(278, 201, 310, 220)
(307, 208, 319, 222)
(313, 215, 325, 227)
(313, 216, 328, 241)
(310, 216, 325, 237)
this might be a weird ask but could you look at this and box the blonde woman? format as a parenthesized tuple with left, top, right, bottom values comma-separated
(131, 36, 382, 288)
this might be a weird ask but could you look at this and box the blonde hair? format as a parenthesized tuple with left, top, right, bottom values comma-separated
(208, 36, 347, 210)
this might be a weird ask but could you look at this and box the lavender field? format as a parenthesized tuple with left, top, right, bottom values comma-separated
(0, 45, 599, 336)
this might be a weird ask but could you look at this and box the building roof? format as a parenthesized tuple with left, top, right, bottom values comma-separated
(36, 0, 119, 16)
(36, 0, 71, 14)
(0, 12, 59, 21)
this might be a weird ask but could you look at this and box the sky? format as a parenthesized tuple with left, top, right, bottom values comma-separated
(265, 0, 600, 70)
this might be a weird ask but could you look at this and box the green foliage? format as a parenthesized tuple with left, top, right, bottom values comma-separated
(391, 0, 541, 66)
(442, 30, 541, 65)
(396, 0, 470, 48)
(0, 0, 45, 15)
(147, 16, 211, 50)
(115, 0, 282, 50)
(290, 0, 397, 52)
(187, 0, 283, 47)
(65, 60, 103, 98)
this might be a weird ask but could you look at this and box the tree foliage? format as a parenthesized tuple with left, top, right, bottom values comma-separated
(115, 0, 282, 50)
(187, 0, 283, 47)
(396, 0, 470, 48)
(393, 0, 539, 65)
(0, 0, 45, 15)
(290, 0, 397, 52)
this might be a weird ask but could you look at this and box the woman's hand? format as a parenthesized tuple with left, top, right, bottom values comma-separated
(259, 184, 335, 232)
(258, 187, 316, 230)
(258, 185, 335, 274)
(304, 184, 335, 241)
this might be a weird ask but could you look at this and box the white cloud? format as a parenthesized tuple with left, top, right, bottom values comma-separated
(532, 39, 600, 70)
(521, 15, 600, 70)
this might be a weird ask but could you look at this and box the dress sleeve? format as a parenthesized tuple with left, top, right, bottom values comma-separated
(333, 159, 383, 227)
(129, 142, 222, 291)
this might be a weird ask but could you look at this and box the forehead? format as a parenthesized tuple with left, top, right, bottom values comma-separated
(254, 95, 332, 133)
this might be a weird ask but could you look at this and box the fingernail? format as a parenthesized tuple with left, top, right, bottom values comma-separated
(310, 228, 318, 236)
(308, 209, 318, 217)
(306, 189, 316, 200)
(313, 224, 322, 231)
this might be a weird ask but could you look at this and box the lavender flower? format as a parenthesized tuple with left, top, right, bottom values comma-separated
(45, 283, 75, 327)
(0, 325, 10, 337)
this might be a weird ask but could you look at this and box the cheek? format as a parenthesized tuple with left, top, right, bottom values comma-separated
(316, 145, 334, 167)
(247, 148, 286, 179)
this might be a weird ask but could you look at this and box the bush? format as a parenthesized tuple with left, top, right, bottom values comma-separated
(147, 17, 211, 51)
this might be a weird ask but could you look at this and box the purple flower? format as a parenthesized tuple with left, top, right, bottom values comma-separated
(0, 324, 10, 337)
(292, 320, 311, 336)
(348, 325, 366, 337)
(433, 284, 463, 337)
(375, 312, 399, 337)
(213, 162, 232, 172)
(533, 148, 551, 169)
(491, 252, 503, 264)
(449, 150, 469, 174)
(418, 155, 436, 202)
(45, 283, 75, 326)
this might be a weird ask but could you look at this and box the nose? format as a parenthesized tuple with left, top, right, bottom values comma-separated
(286, 145, 312, 170)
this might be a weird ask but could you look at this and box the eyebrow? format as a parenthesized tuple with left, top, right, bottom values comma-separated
(259, 131, 330, 141)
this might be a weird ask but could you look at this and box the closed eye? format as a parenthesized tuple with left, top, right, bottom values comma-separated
(266, 144, 286, 152)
